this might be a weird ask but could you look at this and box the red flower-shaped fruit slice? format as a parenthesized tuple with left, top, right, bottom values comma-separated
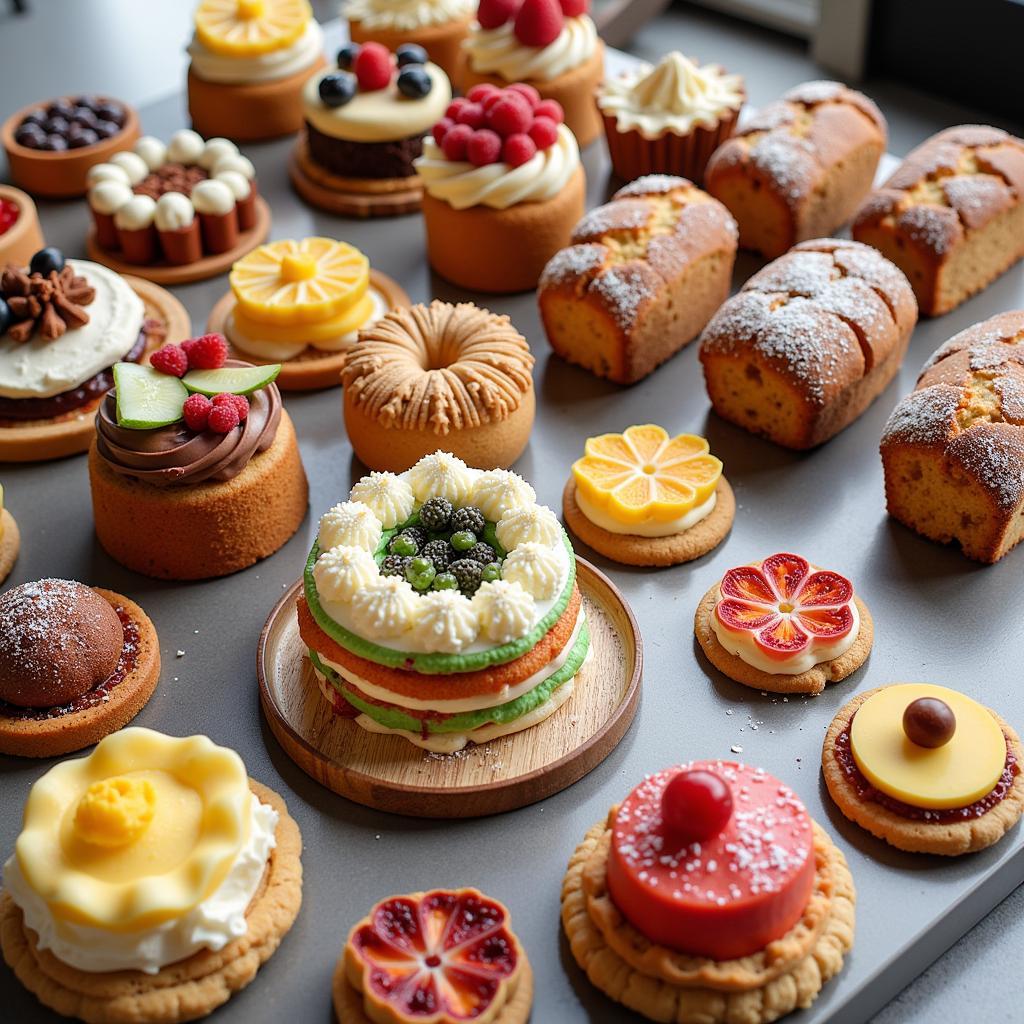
(715, 552, 854, 662)
(345, 889, 523, 1024)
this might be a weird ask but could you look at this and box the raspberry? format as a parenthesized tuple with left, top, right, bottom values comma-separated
(559, 0, 588, 14)
(441, 123, 473, 161)
(207, 401, 240, 433)
(150, 343, 188, 377)
(432, 116, 454, 144)
(477, 0, 520, 29)
(467, 128, 502, 166)
(487, 96, 531, 137)
(185, 333, 228, 370)
(454, 102, 485, 128)
(482, 89, 506, 111)
(506, 82, 542, 108)
(353, 41, 393, 91)
(213, 392, 249, 420)
(534, 98, 564, 123)
(445, 97, 468, 120)
(503, 133, 537, 167)
(528, 115, 559, 149)
(513, 0, 563, 46)
(182, 393, 212, 432)
(466, 83, 501, 104)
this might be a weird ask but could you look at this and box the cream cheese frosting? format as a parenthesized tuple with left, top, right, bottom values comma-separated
(303, 61, 451, 143)
(0, 260, 144, 400)
(3, 794, 277, 975)
(415, 122, 579, 210)
(318, 500, 383, 552)
(576, 488, 717, 537)
(189, 18, 324, 84)
(411, 589, 478, 651)
(348, 471, 416, 529)
(597, 51, 744, 139)
(350, 575, 422, 638)
(464, 14, 597, 82)
(345, 0, 473, 30)
(501, 541, 563, 599)
(470, 469, 536, 522)
(495, 503, 562, 549)
(313, 545, 380, 603)
(408, 450, 473, 504)
(472, 579, 534, 644)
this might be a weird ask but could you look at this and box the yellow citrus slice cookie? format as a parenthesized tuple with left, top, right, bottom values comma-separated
(195, 0, 311, 57)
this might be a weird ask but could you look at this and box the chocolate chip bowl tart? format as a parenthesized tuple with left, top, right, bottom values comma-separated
(88, 332, 308, 580)
(0, 247, 187, 461)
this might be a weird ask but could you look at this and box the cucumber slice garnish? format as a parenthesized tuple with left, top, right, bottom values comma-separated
(182, 364, 282, 396)
(113, 363, 188, 429)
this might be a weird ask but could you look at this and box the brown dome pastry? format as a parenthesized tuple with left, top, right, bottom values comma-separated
(341, 301, 535, 471)
(0, 579, 161, 757)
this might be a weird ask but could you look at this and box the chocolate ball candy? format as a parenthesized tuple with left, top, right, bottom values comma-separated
(47, 98, 75, 120)
(14, 123, 46, 148)
(661, 769, 734, 844)
(903, 697, 956, 748)
(39, 135, 68, 152)
(94, 119, 120, 139)
(42, 115, 69, 135)
(21, 108, 47, 128)
(396, 43, 428, 66)
(73, 94, 98, 109)
(68, 128, 99, 149)
(71, 106, 98, 129)
(93, 100, 125, 126)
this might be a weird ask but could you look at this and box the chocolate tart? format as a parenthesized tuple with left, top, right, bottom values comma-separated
(0, 186, 44, 269)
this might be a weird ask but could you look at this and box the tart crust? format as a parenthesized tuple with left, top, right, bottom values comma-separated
(0, 780, 302, 1024)
(822, 686, 1024, 855)
(563, 477, 735, 567)
(694, 585, 874, 695)
(561, 813, 855, 1024)
(0, 588, 160, 758)
(0, 508, 20, 584)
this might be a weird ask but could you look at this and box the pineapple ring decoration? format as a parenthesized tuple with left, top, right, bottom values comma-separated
(194, 0, 312, 57)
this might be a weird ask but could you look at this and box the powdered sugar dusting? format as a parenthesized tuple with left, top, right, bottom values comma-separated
(895, 204, 961, 255)
(539, 243, 606, 288)
(749, 134, 816, 203)
(614, 174, 690, 199)
(590, 263, 657, 330)
(784, 80, 844, 105)
(948, 427, 1024, 510)
(881, 385, 960, 446)
(941, 174, 1013, 229)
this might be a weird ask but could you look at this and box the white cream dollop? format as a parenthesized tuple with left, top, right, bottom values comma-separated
(470, 469, 536, 522)
(575, 488, 717, 537)
(318, 501, 383, 553)
(154, 192, 195, 231)
(212, 153, 256, 180)
(465, 15, 597, 82)
(408, 451, 473, 504)
(216, 170, 252, 200)
(134, 135, 168, 171)
(114, 194, 156, 230)
(86, 162, 130, 187)
(349, 471, 416, 529)
(199, 138, 239, 169)
(496, 504, 562, 549)
(191, 179, 235, 216)
(471, 579, 534, 644)
(167, 128, 206, 164)
(411, 590, 478, 652)
(501, 542, 563, 600)
(350, 576, 420, 638)
(89, 179, 133, 215)
(2, 794, 278, 975)
(109, 150, 149, 185)
(314, 545, 380, 604)
(345, 0, 473, 31)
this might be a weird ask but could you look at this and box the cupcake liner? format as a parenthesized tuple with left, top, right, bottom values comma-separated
(91, 210, 120, 250)
(158, 221, 202, 266)
(198, 209, 239, 255)
(117, 225, 158, 264)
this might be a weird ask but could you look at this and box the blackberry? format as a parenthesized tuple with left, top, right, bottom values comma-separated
(401, 526, 427, 549)
(467, 542, 496, 565)
(451, 506, 485, 536)
(450, 558, 483, 595)
(380, 554, 410, 577)
(421, 539, 453, 571)
(418, 497, 453, 532)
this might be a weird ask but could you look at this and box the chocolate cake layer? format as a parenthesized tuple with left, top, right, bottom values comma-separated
(306, 122, 424, 179)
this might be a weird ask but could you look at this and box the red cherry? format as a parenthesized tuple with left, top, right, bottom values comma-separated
(477, 0, 520, 29)
(502, 133, 537, 166)
(534, 98, 564, 123)
(661, 769, 733, 844)
(432, 116, 455, 144)
(506, 82, 541, 108)
(441, 123, 473, 161)
(513, 0, 563, 48)
(527, 115, 558, 149)
(353, 41, 393, 91)
(466, 83, 501, 104)
(454, 102, 486, 128)
(467, 128, 502, 166)
(487, 96, 532, 137)
(559, 0, 589, 14)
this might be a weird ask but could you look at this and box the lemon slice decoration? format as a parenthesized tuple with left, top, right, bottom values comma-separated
(231, 237, 370, 328)
(572, 424, 722, 526)
(195, 0, 311, 57)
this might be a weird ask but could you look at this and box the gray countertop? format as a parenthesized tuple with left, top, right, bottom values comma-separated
(1, 4, 1022, 1023)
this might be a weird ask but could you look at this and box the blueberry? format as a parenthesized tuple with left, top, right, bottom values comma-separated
(29, 247, 65, 277)
(93, 101, 125, 126)
(42, 116, 69, 136)
(318, 71, 357, 108)
(14, 123, 46, 149)
(68, 128, 98, 148)
(0, 298, 11, 336)
(396, 43, 428, 66)
(39, 135, 68, 152)
(336, 43, 360, 70)
(94, 119, 120, 139)
(20, 108, 47, 128)
(396, 66, 432, 99)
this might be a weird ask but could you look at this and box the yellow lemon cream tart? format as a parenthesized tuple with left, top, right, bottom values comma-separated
(0, 728, 302, 1022)
(188, 0, 327, 141)
(298, 452, 591, 752)
(208, 236, 410, 390)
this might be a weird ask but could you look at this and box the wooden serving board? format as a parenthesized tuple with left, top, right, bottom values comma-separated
(258, 557, 642, 818)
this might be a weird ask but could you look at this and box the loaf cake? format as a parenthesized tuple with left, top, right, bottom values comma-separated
(704, 81, 886, 259)
(880, 310, 1024, 563)
(853, 125, 1024, 316)
(699, 238, 918, 449)
(538, 174, 737, 384)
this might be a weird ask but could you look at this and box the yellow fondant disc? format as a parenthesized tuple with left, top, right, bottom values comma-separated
(850, 683, 1006, 810)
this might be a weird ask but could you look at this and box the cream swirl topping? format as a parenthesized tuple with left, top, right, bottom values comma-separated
(415, 122, 579, 210)
(345, 0, 473, 30)
(350, 576, 421, 638)
(472, 580, 534, 644)
(318, 501, 383, 552)
(188, 20, 324, 84)
(348, 471, 416, 529)
(465, 15, 597, 82)
(501, 542, 563, 600)
(313, 546, 380, 604)
(411, 590, 478, 651)
(470, 469, 536, 522)
(598, 52, 744, 139)
(496, 504, 562, 549)
(408, 451, 473, 504)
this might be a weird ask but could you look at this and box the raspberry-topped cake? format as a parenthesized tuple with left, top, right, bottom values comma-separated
(299, 452, 590, 752)
(694, 552, 874, 694)
(823, 683, 1024, 855)
(562, 762, 855, 1022)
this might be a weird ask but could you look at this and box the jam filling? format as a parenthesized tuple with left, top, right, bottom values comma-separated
(0, 606, 139, 722)
(834, 723, 1019, 822)
(0, 322, 150, 422)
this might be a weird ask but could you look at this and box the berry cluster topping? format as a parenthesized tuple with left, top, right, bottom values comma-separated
(0, 248, 95, 343)
(433, 84, 564, 167)
(14, 96, 127, 152)
(319, 42, 432, 109)
(151, 333, 229, 378)
(478, 0, 588, 45)
(0, 197, 19, 238)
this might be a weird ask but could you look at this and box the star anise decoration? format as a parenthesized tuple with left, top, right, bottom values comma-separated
(1, 265, 96, 343)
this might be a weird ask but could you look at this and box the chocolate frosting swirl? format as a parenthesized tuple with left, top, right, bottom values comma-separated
(95, 365, 282, 487)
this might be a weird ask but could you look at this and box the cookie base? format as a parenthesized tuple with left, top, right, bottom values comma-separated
(0, 588, 160, 758)
(0, 508, 20, 584)
(822, 686, 1024, 855)
(561, 815, 855, 1024)
(563, 477, 735, 566)
(0, 780, 302, 1024)
(694, 585, 874, 695)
